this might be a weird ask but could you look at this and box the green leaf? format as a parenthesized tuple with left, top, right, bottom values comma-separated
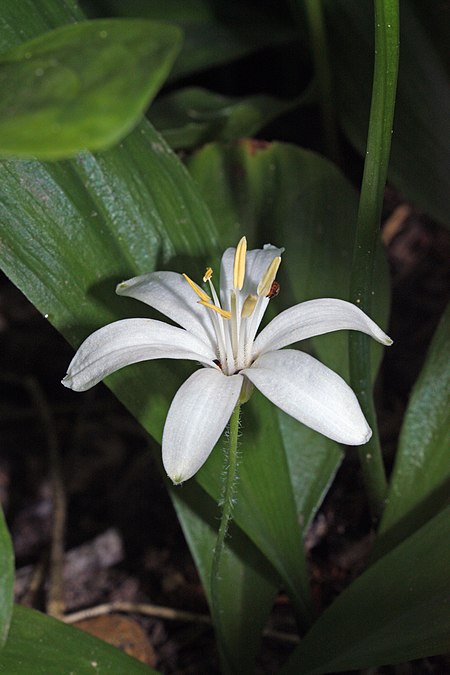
(0, 119, 220, 437)
(0, 506, 14, 648)
(281, 507, 450, 674)
(186, 140, 390, 380)
(326, 0, 450, 226)
(277, 411, 342, 531)
(103, 0, 297, 80)
(149, 86, 306, 150)
(0, 605, 158, 674)
(171, 481, 277, 674)
(0, 18, 181, 158)
(375, 303, 450, 558)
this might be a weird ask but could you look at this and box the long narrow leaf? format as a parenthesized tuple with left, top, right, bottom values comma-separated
(0, 506, 14, 648)
(375, 303, 450, 558)
(281, 507, 450, 674)
(171, 481, 278, 674)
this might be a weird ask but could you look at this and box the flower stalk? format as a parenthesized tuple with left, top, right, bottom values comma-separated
(349, 0, 400, 521)
(210, 402, 241, 674)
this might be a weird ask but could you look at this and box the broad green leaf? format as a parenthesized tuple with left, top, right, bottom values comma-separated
(102, 0, 298, 80)
(0, 19, 181, 159)
(186, 140, 390, 381)
(149, 86, 307, 150)
(281, 507, 450, 674)
(375, 303, 450, 558)
(326, 0, 450, 226)
(0, 605, 158, 674)
(0, 506, 14, 648)
(171, 480, 277, 674)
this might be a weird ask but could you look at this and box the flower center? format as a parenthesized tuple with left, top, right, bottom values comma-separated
(183, 237, 281, 375)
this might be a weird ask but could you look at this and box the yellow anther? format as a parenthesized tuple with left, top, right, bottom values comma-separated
(203, 267, 213, 282)
(233, 236, 247, 290)
(182, 273, 210, 302)
(198, 300, 231, 319)
(241, 294, 258, 318)
(257, 256, 281, 296)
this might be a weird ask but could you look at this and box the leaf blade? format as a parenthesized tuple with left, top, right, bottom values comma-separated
(0, 506, 14, 648)
(0, 19, 182, 158)
(0, 605, 159, 674)
(281, 508, 450, 674)
(375, 303, 450, 558)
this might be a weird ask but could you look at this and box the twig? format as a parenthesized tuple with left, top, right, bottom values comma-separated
(62, 601, 299, 644)
(63, 601, 211, 626)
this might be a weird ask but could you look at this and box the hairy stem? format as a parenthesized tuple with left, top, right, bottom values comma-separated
(210, 402, 241, 673)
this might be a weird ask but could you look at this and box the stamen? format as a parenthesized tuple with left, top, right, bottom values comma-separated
(266, 281, 280, 298)
(198, 300, 232, 319)
(182, 273, 210, 302)
(203, 267, 213, 282)
(241, 294, 258, 318)
(233, 236, 247, 290)
(257, 256, 281, 296)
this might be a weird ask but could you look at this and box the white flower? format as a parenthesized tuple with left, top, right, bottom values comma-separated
(62, 237, 392, 484)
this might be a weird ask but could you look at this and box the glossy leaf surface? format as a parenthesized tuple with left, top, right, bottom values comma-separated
(375, 303, 450, 558)
(281, 507, 450, 674)
(0, 605, 158, 674)
(0, 19, 181, 158)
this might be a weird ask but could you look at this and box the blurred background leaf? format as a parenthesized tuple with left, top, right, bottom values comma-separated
(0, 19, 181, 158)
(0, 605, 158, 674)
(91, 0, 298, 81)
(149, 86, 309, 150)
(374, 303, 450, 559)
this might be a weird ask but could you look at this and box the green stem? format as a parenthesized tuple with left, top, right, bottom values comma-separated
(210, 402, 241, 673)
(303, 0, 340, 163)
(349, 0, 399, 521)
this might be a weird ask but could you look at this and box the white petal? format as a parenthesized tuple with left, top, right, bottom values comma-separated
(116, 271, 216, 348)
(163, 369, 243, 483)
(220, 244, 283, 310)
(62, 318, 217, 391)
(254, 298, 393, 356)
(242, 349, 372, 445)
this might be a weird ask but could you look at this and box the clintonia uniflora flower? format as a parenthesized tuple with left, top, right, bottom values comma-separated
(63, 237, 392, 484)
